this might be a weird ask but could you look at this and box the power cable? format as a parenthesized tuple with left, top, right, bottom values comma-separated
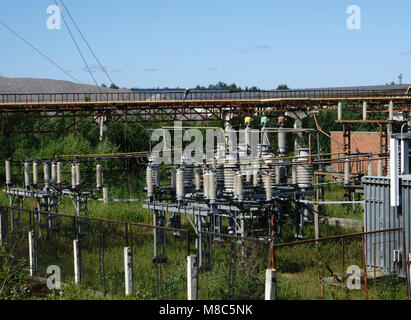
(0, 18, 81, 84)
(58, 0, 115, 86)
(54, 0, 100, 89)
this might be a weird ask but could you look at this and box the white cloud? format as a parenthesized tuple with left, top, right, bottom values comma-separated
(253, 44, 271, 50)
(82, 64, 121, 73)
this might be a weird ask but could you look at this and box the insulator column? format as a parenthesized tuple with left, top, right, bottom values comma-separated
(71, 163, 76, 189)
(75, 162, 81, 187)
(33, 161, 38, 186)
(56, 161, 62, 185)
(96, 163, 103, 188)
(203, 170, 209, 199)
(146, 166, 153, 197)
(209, 171, 216, 203)
(5, 159, 12, 186)
(236, 172, 243, 201)
(51, 161, 57, 186)
(176, 168, 185, 201)
(43, 162, 50, 189)
(266, 173, 272, 200)
(24, 161, 30, 188)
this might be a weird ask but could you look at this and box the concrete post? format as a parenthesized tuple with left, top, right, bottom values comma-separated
(337, 102, 342, 121)
(344, 159, 350, 185)
(124, 247, 133, 296)
(28, 231, 37, 277)
(187, 255, 198, 300)
(265, 269, 277, 300)
(377, 158, 383, 176)
(362, 101, 367, 121)
(73, 239, 82, 284)
(368, 158, 373, 176)
(103, 187, 108, 204)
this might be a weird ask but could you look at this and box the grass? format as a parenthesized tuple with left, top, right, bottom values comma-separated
(0, 184, 407, 300)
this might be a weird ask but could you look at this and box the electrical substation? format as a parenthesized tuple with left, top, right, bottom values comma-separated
(1, 88, 411, 299)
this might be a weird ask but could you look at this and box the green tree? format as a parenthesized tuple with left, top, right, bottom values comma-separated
(276, 84, 289, 90)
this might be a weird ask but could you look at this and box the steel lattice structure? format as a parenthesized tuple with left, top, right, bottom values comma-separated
(1, 88, 411, 134)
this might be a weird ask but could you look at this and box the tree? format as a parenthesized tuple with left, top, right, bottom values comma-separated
(101, 83, 107, 88)
(276, 84, 289, 90)
(110, 83, 119, 89)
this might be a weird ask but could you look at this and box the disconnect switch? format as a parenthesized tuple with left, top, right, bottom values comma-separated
(393, 249, 401, 263)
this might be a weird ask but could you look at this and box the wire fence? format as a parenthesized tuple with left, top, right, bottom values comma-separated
(0, 205, 409, 300)
(271, 229, 410, 300)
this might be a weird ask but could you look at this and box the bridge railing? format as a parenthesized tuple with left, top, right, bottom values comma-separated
(0, 88, 408, 104)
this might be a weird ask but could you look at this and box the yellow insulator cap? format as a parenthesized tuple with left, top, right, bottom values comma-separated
(244, 117, 252, 125)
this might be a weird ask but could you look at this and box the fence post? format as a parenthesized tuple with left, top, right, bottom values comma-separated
(187, 255, 198, 300)
(103, 187, 108, 204)
(265, 269, 277, 300)
(124, 246, 133, 296)
(73, 239, 82, 284)
(28, 231, 37, 277)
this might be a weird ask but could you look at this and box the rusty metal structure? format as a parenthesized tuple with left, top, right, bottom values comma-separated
(1, 88, 411, 134)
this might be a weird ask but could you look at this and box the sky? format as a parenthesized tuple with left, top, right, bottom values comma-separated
(0, 0, 411, 89)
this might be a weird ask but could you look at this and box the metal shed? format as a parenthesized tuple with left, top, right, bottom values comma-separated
(363, 175, 411, 276)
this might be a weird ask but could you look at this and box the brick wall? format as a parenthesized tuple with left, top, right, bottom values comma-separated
(330, 131, 389, 174)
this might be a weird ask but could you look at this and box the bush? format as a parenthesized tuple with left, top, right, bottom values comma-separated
(0, 245, 30, 300)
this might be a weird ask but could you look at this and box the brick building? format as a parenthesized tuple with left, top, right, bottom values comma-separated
(330, 131, 389, 174)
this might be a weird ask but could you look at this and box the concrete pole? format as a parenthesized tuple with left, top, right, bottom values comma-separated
(73, 239, 82, 284)
(344, 159, 350, 185)
(265, 269, 277, 300)
(124, 247, 133, 296)
(337, 102, 342, 121)
(377, 158, 383, 176)
(28, 231, 37, 277)
(362, 101, 367, 121)
(294, 118, 303, 151)
(187, 255, 198, 300)
(98, 116, 107, 142)
(103, 187, 108, 204)
(388, 101, 394, 134)
(368, 158, 374, 176)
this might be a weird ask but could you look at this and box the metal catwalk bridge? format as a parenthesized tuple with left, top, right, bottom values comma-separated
(1, 87, 411, 134)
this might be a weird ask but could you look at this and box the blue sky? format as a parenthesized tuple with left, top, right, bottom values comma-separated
(1, 0, 411, 89)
